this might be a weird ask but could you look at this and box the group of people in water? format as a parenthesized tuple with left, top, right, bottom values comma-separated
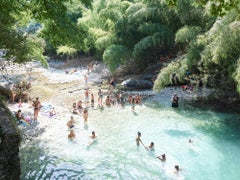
(13, 61, 185, 177)
(67, 85, 143, 141)
(136, 131, 188, 174)
(66, 114, 96, 144)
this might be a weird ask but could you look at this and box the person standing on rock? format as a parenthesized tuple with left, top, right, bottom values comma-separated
(84, 75, 88, 86)
(171, 73, 178, 86)
(91, 94, 94, 108)
(87, 62, 94, 74)
(32, 97, 41, 120)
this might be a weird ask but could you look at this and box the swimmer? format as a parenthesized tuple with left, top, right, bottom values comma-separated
(136, 131, 145, 147)
(174, 165, 182, 173)
(157, 154, 166, 162)
(146, 142, 154, 150)
(90, 131, 97, 139)
(68, 129, 75, 140)
(188, 139, 193, 143)
(83, 108, 88, 122)
(67, 116, 75, 129)
(88, 131, 97, 145)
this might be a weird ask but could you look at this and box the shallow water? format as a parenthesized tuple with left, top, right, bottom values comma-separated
(14, 62, 240, 180)
(19, 101, 240, 180)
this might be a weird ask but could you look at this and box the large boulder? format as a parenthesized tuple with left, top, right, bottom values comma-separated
(0, 82, 12, 99)
(144, 63, 162, 73)
(121, 78, 153, 89)
(0, 103, 21, 180)
(121, 79, 137, 87)
(136, 79, 153, 89)
(140, 73, 158, 81)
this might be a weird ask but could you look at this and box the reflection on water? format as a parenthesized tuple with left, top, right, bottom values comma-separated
(19, 100, 240, 180)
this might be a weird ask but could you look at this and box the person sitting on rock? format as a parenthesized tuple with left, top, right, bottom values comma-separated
(15, 110, 30, 125)
(49, 107, 56, 117)
(16, 109, 24, 121)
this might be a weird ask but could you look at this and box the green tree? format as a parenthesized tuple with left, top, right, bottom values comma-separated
(78, 0, 180, 71)
(165, 0, 240, 17)
(103, 45, 131, 72)
(0, 0, 91, 66)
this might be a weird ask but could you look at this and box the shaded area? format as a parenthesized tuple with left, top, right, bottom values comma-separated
(20, 140, 90, 180)
(0, 103, 21, 180)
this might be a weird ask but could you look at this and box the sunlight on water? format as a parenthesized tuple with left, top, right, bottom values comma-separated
(20, 102, 240, 180)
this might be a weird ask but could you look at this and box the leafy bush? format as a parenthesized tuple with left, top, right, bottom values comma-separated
(103, 44, 131, 72)
(175, 26, 202, 44)
(154, 57, 187, 91)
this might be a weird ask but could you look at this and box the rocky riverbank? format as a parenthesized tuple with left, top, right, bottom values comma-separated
(1, 58, 240, 140)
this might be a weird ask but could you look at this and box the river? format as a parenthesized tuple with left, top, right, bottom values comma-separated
(6, 61, 240, 180)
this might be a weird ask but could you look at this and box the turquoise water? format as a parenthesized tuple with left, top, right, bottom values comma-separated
(20, 100, 240, 180)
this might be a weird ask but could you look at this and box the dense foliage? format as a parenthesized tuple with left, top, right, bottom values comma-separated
(0, 0, 91, 67)
(154, 0, 240, 94)
(1, 0, 240, 94)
